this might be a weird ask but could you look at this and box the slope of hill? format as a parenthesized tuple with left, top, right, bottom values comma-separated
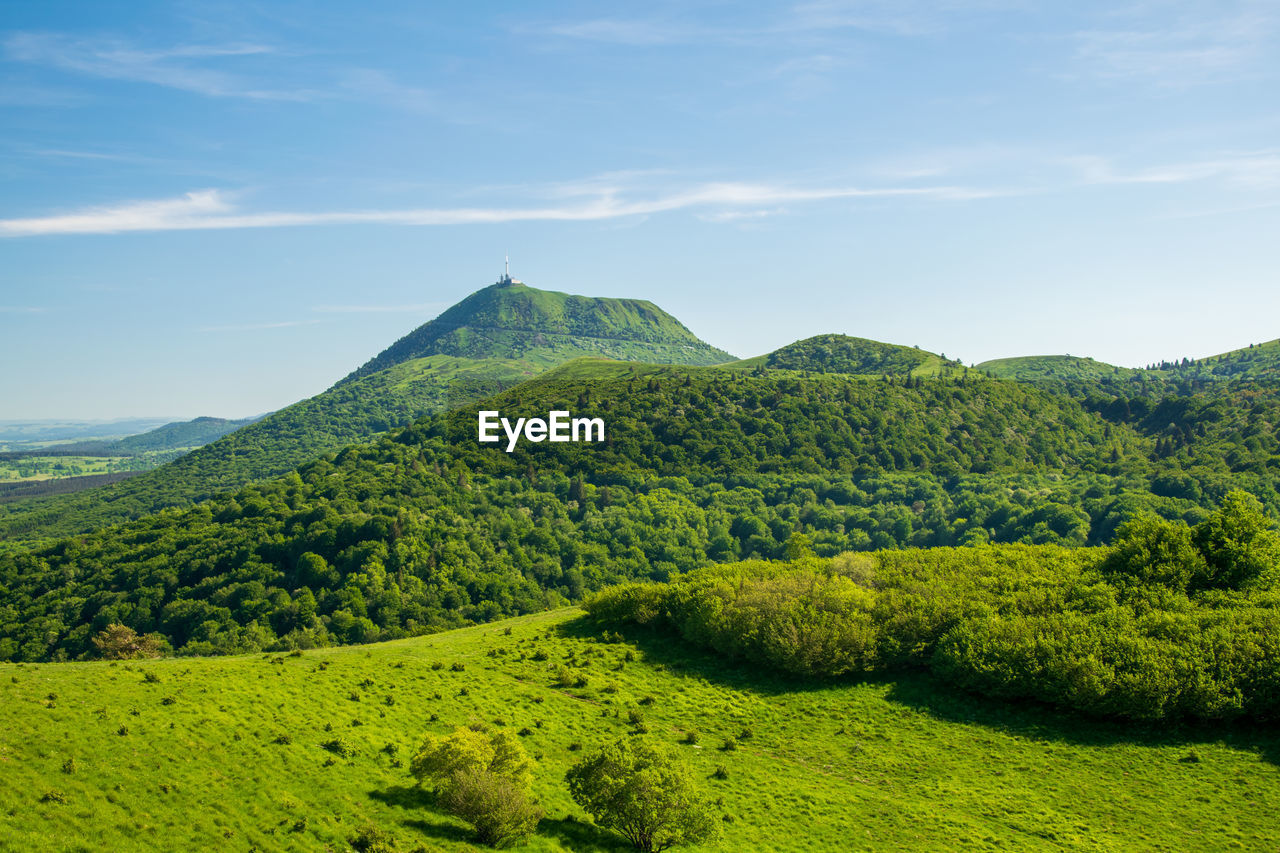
(104, 415, 261, 454)
(342, 280, 734, 383)
(0, 355, 532, 544)
(977, 341, 1280, 395)
(1161, 338, 1280, 382)
(0, 282, 735, 546)
(2, 607, 1277, 852)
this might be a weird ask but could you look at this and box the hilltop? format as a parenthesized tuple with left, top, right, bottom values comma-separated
(0, 281, 734, 545)
(343, 280, 734, 383)
(734, 334, 961, 377)
(975, 354, 1138, 384)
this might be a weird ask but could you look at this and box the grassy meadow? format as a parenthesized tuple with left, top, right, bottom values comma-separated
(3, 607, 1278, 852)
(0, 452, 184, 483)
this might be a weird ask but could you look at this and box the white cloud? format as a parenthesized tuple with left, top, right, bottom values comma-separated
(3, 32, 318, 101)
(0, 306, 46, 313)
(697, 208, 786, 223)
(1065, 151, 1280, 188)
(0, 180, 997, 238)
(1071, 2, 1279, 85)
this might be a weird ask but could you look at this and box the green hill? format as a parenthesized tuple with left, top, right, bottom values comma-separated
(743, 334, 960, 377)
(105, 415, 262, 454)
(977, 341, 1280, 395)
(0, 282, 734, 546)
(1160, 338, 1280, 382)
(975, 355, 1138, 384)
(342, 280, 734, 383)
(2, 606, 1277, 851)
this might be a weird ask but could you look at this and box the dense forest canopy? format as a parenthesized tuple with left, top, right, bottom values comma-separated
(4, 359, 1280, 663)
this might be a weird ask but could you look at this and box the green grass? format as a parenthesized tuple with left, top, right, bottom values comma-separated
(0, 452, 184, 483)
(3, 608, 1278, 851)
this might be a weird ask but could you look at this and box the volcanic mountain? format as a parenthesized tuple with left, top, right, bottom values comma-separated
(0, 278, 734, 543)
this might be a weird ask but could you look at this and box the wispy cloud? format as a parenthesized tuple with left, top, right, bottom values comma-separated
(1071, 2, 1280, 85)
(3, 32, 319, 101)
(540, 18, 700, 46)
(1065, 151, 1280, 188)
(311, 303, 446, 314)
(528, 2, 1018, 46)
(199, 319, 323, 332)
(0, 306, 46, 313)
(0, 180, 998, 237)
(697, 208, 785, 223)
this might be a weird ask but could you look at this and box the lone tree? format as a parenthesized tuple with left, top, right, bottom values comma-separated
(410, 726, 541, 847)
(565, 738, 719, 852)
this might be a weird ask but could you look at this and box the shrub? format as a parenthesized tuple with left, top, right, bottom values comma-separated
(349, 823, 396, 853)
(566, 738, 720, 852)
(321, 737, 356, 757)
(444, 766, 542, 847)
(410, 726, 540, 847)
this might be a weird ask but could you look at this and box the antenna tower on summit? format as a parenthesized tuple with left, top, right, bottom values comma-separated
(499, 252, 522, 286)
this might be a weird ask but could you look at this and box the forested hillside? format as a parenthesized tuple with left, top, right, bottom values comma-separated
(0, 356, 529, 544)
(7, 358, 1280, 661)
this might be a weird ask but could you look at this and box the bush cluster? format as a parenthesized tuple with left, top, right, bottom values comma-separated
(587, 492, 1280, 721)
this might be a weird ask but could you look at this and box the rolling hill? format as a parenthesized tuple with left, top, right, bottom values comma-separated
(975, 355, 1138, 384)
(738, 334, 961, 377)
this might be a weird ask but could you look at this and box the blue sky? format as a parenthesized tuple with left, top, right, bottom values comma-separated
(3, 1, 1279, 419)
